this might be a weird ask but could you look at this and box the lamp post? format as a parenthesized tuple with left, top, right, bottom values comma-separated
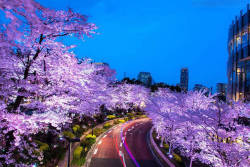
(59, 135, 80, 167)
(92, 119, 96, 136)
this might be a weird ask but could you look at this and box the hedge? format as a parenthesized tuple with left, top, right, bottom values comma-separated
(173, 153, 182, 163)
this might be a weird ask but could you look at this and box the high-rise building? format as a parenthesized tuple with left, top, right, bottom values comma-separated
(216, 83, 227, 96)
(193, 84, 205, 92)
(193, 84, 211, 95)
(180, 68, 189, 91)
(227, 5, 250, 101)
(137, 72, 152, 87)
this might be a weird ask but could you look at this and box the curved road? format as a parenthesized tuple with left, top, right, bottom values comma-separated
(89, 118, 162, 167)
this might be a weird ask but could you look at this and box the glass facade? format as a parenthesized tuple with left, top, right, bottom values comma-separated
(227, 5, 250, 102)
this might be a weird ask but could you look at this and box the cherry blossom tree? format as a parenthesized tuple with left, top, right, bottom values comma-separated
(0, 0, 97, 112)
(189, 101, 250, 167)
(0, 0, 103, 165)
(146, 88, 182, 154)
(107, 83, 150, 110)
(147, 89, 250, 167)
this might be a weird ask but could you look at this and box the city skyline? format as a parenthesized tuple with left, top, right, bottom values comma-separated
(34, 0, 248, 89)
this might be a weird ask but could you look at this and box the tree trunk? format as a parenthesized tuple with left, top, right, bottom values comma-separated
(11, 96, 24, 111)
(9, 38, 42, 112)
(189, 157, 193, 167)
(160, 136, 164, 147)
(169, 142, 171, 154)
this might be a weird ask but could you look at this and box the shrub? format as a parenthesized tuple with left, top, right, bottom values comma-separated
(107, 115, 116, 120)
(118, 119, 125, 123)
(62, 131, 75, 139)
(93, 128, 105, 137)
(103, 123, 112, 129)
(82, 135, 96, 149)
(34, 140, 49, 152)
(127, 113, 134, 117)
(136, 112, 143, 115)
(173, 153, 182, 163)
(75, 125, 80, 129)
(163, 143, 169, 152)
(124, 117, 129, 121)
(86, 134, 96, 140)
(73, 125, 80, 133)
(73, 127, 78, 133)
(74, 146, 83, 159)
(71, 157, 86, 166)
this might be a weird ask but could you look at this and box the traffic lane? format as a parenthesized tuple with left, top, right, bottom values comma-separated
(90, 124, 124, 167)
(123, 119, 161, 167)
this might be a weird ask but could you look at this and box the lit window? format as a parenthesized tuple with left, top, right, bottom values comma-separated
(242, 31, 248, 47)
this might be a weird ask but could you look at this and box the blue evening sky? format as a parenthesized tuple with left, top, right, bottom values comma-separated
(37, 0, 249, 91)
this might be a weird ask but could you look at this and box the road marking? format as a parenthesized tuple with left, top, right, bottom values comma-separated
(119, 150, 122, 156)
(103, 134, 107, 138)
(93, 148, 98, 155)
(121, 151, 127, 167)
(98, 140, 102, 145)
(120, 142, 122, 147)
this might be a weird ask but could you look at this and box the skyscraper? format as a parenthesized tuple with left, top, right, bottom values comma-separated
(227, 5, 250, 101)
(216, 83, 227, 96)
(180, 68, 189, 91)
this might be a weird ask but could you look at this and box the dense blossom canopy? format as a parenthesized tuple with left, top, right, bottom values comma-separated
(146, 89, 250, 167)
(0, 0, 249, 166)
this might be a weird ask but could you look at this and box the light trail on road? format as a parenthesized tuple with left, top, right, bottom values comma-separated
(89, 118, 162, 167)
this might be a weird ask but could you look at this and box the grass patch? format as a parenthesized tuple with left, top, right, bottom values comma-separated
(71, 157, 86, 166)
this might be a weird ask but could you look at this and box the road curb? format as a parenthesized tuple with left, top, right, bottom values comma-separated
(149, 127, 175, 167)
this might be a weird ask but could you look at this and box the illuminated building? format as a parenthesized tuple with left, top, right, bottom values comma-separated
(216, 83, 227, 96)
(227, 5, 250, 101)
(193, 84, 211, 95)
(180, 68, 189, 91)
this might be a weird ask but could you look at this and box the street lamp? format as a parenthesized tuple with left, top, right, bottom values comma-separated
(91, 119, 96, 136)
(59, 135, 80, 167)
